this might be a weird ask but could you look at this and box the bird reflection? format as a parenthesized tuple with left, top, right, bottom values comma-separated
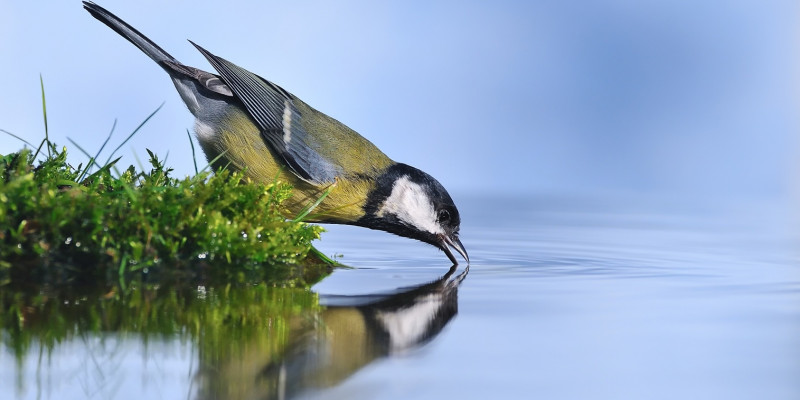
(196, 266, 468, 400)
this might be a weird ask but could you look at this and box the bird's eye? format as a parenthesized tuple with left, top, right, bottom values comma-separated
(438, 209, 450, 224)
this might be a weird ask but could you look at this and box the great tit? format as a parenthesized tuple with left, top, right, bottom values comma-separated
(83, 2, 468, 265)
(202, 266, 467, 398)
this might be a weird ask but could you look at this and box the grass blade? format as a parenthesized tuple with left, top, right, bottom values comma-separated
(0, 129, 35, 148)
(198, 149, 230, 174)
(293, 180, 337, 222)
(67, 137, 94, 160)
(40, 74, 50, 158)
(186, 129, 199, 174)
(73, 119, 117, 182)
(105, 102, 164, 165)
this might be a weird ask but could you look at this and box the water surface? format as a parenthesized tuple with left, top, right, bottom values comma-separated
(3, 194, 798, 400)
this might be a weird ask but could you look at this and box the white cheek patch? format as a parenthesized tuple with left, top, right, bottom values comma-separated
(377, 176, 443, 234)
(194, 120, 217, 141)
(174, 79, 201, 115)
(376, 293, 441, 353)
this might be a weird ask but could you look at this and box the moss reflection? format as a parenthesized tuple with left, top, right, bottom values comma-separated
(198, 266, 468, 400)
(2, 266, 467, 399)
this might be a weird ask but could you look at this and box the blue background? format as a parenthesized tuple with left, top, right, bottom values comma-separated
(2, 1, 798, 200)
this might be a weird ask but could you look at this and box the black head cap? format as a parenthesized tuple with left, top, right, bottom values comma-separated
(359, 163, 468, 265)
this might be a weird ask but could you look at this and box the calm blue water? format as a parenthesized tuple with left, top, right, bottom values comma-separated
(311, 195, 799, 400)
(3, 194, 798, 400)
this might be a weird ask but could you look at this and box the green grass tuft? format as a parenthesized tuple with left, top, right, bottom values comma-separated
(0, 79, 342, 386)
(0, 80, 337, 293)
(0, 142, 332, 290)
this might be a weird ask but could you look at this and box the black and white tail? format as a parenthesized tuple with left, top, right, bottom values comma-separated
(83, 1, 176, 65)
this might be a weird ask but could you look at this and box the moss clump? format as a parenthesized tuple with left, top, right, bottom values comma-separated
(0, 144, 331, 289)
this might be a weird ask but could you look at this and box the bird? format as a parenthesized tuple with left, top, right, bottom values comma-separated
(203, 265, 467, 398)
(82, 2, 468, 265)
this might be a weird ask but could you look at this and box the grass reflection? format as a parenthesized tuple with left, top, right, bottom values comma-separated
(2, 266, 467, 400)
(1, 266, 328, 383)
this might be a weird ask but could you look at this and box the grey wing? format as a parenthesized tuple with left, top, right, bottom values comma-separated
(162, 60, 233, 97)
(190, 41, 341, 184)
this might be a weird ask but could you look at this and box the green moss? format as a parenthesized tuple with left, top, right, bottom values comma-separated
(0, 143, 332, 290)
(0, 81, 340, 394)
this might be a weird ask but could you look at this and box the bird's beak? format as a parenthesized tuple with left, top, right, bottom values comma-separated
(441, 234, 469, 265)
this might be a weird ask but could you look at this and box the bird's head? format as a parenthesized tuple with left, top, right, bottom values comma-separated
(360, 164, 468, 265)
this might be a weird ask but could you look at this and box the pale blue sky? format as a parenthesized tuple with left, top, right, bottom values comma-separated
(1, 1, 798, 200)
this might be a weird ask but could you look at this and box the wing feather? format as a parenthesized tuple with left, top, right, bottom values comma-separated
(191, 41, 340, 184)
